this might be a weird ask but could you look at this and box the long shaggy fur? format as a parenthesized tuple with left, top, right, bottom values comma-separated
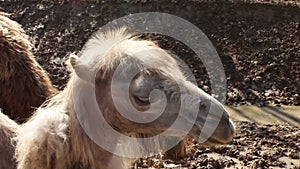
(14, 29, 138, 169)
(0, 110, 19, 169)
(15, 77, 127, 169)
(0, 12, 57, 123)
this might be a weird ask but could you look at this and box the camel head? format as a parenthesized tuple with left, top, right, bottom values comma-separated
(70, 28, 234, 154)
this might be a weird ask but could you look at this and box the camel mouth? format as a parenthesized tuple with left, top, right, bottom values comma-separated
(188, 126, 235, 147)
(205, 119, 235, 145)
(187, 114, 235, 146)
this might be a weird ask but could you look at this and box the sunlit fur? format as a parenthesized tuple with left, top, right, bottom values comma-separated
(0, 110, 19, 169)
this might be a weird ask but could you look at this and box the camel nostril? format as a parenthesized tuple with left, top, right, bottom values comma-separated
(222, 111, 230, 122)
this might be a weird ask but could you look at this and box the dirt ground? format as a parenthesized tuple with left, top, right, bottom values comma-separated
(133, 121, 300, 169)
(0, 0, 299, 168)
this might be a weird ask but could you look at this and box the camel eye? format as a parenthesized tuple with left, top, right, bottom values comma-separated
(134, 96, 150, 106)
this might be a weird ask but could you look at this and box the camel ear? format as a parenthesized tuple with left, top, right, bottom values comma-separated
(69, 53, 95, 84)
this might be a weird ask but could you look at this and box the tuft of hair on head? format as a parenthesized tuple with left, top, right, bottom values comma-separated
(69, 27, 133, 84)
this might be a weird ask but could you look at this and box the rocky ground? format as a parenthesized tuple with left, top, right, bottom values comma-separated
(133, 121, 300, 168)
(1, 0, 299, 168)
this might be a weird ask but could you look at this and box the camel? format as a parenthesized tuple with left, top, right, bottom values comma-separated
(0, 12, 57, 123)
(0, 27, 234, 169)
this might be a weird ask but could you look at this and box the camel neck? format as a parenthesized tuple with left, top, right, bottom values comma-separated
(68, 109, 124, 169)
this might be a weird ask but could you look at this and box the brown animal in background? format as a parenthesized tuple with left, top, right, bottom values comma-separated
(0, 12, 57, 123)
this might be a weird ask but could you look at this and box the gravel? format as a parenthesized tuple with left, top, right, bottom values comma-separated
(133, 121, 300, 168)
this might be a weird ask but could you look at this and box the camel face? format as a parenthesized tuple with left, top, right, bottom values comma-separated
(72, 28, 234, 147)
(94, 65, 234, 145)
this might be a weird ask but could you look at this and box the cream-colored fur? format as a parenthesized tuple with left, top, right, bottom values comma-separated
(0, 110, 19, 169)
